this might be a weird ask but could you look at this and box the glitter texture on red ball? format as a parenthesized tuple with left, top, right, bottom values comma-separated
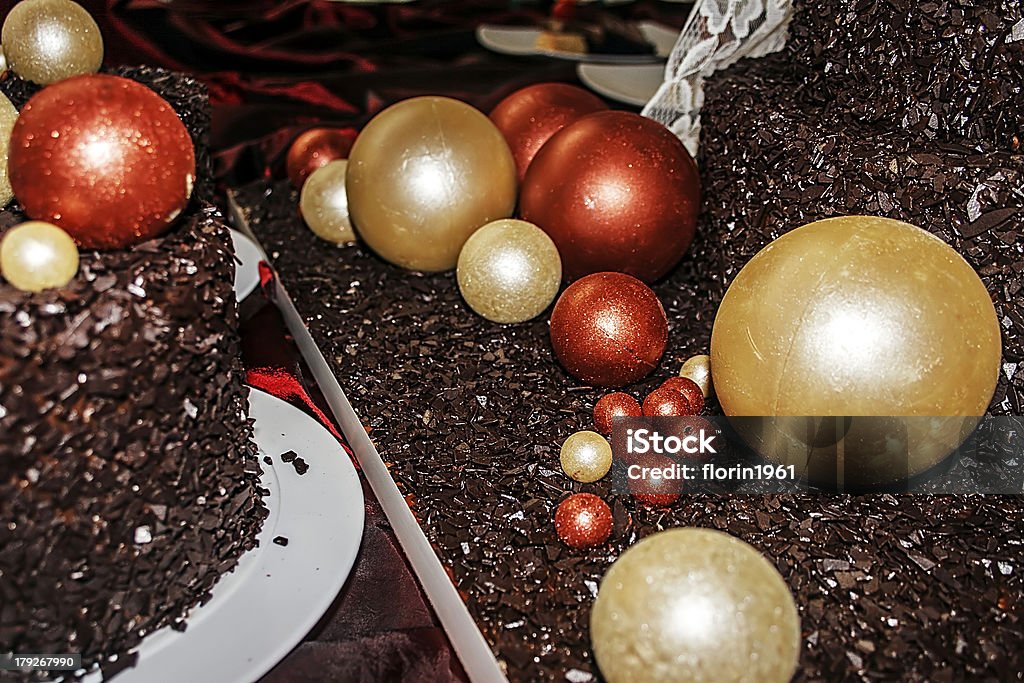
(9, 74, 196, 250)
(628, 453, 682, 507)
(286, 127, 355, 190)
(593, 392, 642, 435)
(554, 493, 613, 549)
(520, 110, 701, 282)
(661, 376, 705, 414)
(489, 82, 607, 182)
(643, 387, 693, 417)
(550, 272, 668, 387)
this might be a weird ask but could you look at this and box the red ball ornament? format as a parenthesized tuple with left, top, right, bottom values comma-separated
(520, 111, 701, 283)
(628, 453, 683, 508)
(642, 387, 693, 417)
(554, 493, 613, 549)
(660, 376, 705, 414)
(9, 75, 195, 250)
(286, 127, 355, 190)
(489, 83, 607, 182)
(550, 272, 668, 387)
(593, 392, 642, 435)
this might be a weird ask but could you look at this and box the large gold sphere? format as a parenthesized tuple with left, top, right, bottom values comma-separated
(591, 528, 800, 683)
(456, 219, 561, 323)
(0, 92, 18, 206)
(300, 159, 355, 245)
(2, 0, 103, 85)
(346, 96, 517, 272)
(1, 221, 79, 292)
(711, 216, 1001, 485)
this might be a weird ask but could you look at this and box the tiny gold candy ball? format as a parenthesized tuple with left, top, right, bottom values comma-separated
(2, 0, 103, 85)
(300, 160, 356, 245)
(679, 354, 712, 398)
(1, 221, 79, 292)
(457, 219, 562, 323)
(591, 528, 801, 683)
(560, 430, 612, 483)
(0, 92, 18, 207)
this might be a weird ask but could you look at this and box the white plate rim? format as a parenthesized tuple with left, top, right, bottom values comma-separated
(576, 61, 666, 106)
(230, 228, 262, 302)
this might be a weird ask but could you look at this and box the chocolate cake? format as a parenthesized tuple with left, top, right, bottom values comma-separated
(0, 67, 266, 679)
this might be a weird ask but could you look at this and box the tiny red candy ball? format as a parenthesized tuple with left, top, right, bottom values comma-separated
(660, 376, 705, 414)
(593, 392, 642, 434)
(642, 387, 692, 417)
(628, 453, 682, 507)
(286, 127, 355, 190)
(555, 493, 613, 549)
(9, 74, 196, 250)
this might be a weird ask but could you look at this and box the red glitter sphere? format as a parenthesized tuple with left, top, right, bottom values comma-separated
(286, 127, 355, 189)
(628, 453, 682, 507)
(520, 110, 701, 282)
(9, 75, 196, 250)
(550, 272, 668, 387)
(489, 83, 607, 182)
(593, 392, 642, 435)
(660, 376, 705, 414)
(642, 387, 693, 417)
(554, 493, 613, 549)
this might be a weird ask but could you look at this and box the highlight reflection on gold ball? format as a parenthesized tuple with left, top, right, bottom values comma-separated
(300, 159, 355, 245)
(679, 354, 712, 399)
(2, 0, 103, 85)
(1, 221, 79, 292)
(0, 93, 18, 207)
(591, 528, 800, 683)
(457, 219, 561, 323)
(711, 216, 1001, 485)
(560, 430, 612, 483)
(346, 96, 517, 272)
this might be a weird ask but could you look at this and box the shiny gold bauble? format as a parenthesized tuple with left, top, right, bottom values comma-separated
(0, 221, 79, 292)
(559, 430, 613, 483)
(2, 0, 103, 85)
(456, 218, 561, 323)
(591, 528, 800, 683)
(299, 159, 356, 245)
(346, 96, 517, 272)
(711, 216, 1001, 486)
(679, 354, 712, 399)
(0, 92, 18, 207)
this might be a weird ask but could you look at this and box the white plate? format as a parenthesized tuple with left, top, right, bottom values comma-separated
(576, 62, 665, 106)
(476, 20, 679, 63)
(85, 388, 365, 683)
(230, 228, 262, 301)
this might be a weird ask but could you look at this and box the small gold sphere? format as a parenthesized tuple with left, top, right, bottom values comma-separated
(2, 0, 103, 85)
(1, 221, 80, 292)
(559, 430, 612, 483)
(0, 92, 18, 207)
(457, 219, 562, 323)
(679, 354, 712, 398)
(300, 159, 355, 245)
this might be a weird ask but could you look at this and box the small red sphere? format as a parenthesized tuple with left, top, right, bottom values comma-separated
(555, 493, 613, 549)
(520, 110, 701, 282)
(660, 376, 705, 414)
(593, 392, 642, 434)
(627, 453, 683, 507)
(286, 127, 355, 190)
(642, 387, 693, 417)
(490, 83, 607, 182)
(9, 75, 196, 250)
(550, 272, 668, 387)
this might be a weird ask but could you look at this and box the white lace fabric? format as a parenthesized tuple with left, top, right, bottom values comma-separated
(642, 0, 794, 156)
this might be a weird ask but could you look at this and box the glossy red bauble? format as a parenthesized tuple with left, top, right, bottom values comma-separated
(9, 74, 195, 250)
(660, 376, 705, 414)
(642, 387, 693, 417)
(489, 82, 607, 182)
(628, 453, 683, 508)
(520, 110, 701, 282)
(554, 493, 613, 549)
(593, 392, 642, 435)
(286, 127, 355, 190)
(550, 272, 668, 387)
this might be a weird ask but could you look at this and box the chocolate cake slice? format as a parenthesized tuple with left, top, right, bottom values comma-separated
(0, 68, 266, 679)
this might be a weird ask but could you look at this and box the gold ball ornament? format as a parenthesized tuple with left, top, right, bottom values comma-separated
(346, 96, 517, 272)
(0, 221, 79, 292)
(300, 159, 356, 245)
(711, 216, 1001, 486)
(0, 92, 18, 207)
(456, 219, 561, 323)
(559, 430, 612, 483)
(679, 354, 712, 399)
(2, 0, 103, 85)
(591, 528, 800, 683)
